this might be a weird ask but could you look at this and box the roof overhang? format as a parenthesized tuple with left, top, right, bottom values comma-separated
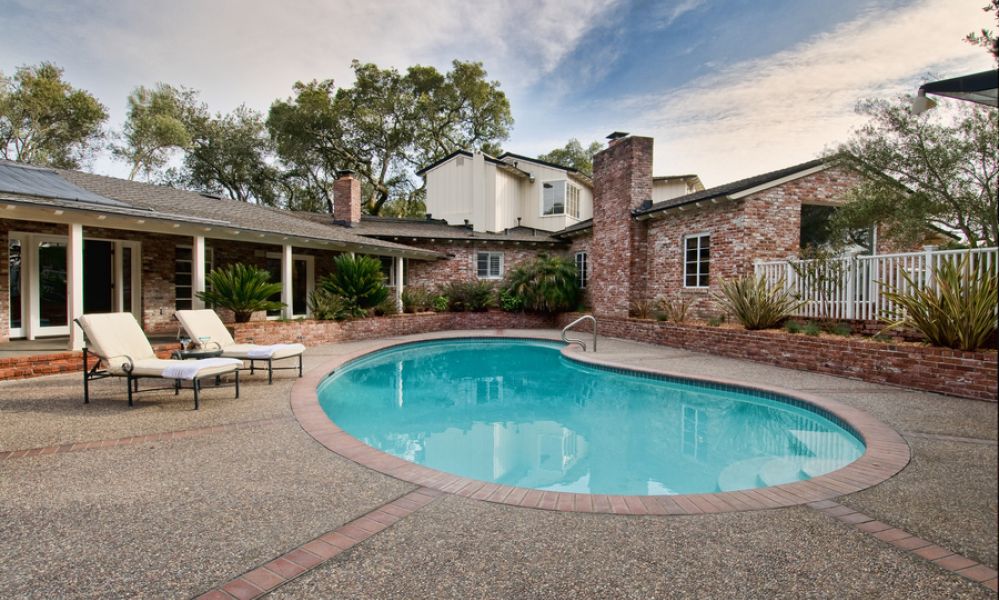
(913, 69, 999, 114)
(0, 195, 442, 260)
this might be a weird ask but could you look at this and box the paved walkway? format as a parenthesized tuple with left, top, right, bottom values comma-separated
(0, 330, 996, 598)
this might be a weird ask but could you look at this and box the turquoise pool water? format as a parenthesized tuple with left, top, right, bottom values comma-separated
(317, 339, 864, 496)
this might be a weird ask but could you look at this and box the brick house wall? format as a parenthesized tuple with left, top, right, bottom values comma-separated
(403, 240, 561, 291)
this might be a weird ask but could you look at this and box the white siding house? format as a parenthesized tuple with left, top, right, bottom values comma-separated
(420, 150, 593, 233)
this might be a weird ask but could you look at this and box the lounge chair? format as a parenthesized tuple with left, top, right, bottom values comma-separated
(75, 313, 242, 409)
(174, 309, 305, 384)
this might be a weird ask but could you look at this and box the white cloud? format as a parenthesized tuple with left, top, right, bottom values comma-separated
(653, 0, 707, 29)
(627, 0, 993, 185)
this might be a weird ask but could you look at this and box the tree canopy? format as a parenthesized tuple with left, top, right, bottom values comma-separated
(537, 138, 603, 176)
(112, 83, 201, 180)
(830, 96, 999, 248)
(268, 59, 512, 215)
(0, 62, 107, 169)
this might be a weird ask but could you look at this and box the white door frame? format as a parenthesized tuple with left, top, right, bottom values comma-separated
(9, 231, 142, 339)
(265, 251, 314, 318)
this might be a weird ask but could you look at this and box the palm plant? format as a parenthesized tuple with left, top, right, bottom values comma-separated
(881, 255, 998, 351)
(196, 263, 284, 323)
(713, 274, 803, 330)
(319, 254, 389, 318)
(502, 254, 580, 314)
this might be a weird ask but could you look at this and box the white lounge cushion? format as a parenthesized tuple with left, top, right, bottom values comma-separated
(161, 358, 242, 380)
(174, 309, 236, 348)
(242, 343, 306, 360)
(109, 358, 240, 378)
(77, 313, 157, 371)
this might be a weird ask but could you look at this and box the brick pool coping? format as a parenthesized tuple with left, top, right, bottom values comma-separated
(290, 332, 911, 515)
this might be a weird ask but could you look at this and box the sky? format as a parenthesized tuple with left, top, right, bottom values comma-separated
(0, 0, 994, 187)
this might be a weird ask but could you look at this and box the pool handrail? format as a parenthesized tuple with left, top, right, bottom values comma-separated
(561, 314, 597, 352)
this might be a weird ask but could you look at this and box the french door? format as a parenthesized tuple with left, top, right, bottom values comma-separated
(7, 232, 141, 339)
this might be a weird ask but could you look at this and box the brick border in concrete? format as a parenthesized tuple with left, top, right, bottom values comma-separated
(290, 332, 911, 515)
(194, 487, 444, 600)
(808, 500, 999, 592)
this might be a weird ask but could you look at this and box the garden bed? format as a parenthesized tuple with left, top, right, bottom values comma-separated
(559, 313, 998, 402)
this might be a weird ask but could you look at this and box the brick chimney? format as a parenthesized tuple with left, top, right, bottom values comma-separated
(589, 134, 653, 318)
(333, 170, 361, 226)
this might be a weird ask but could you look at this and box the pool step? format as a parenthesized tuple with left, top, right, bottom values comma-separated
(757, 458, 803, 487)
(717, 457, 772, 492)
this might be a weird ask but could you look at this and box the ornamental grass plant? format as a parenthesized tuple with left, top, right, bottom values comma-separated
(712, 274, 803, 330)
(881, 255, 998, 351)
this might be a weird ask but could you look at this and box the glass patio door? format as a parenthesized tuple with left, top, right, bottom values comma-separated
(33, 236, 69, 336)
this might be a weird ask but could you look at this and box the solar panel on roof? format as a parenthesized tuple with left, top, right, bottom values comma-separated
(0, 162, 128, 207)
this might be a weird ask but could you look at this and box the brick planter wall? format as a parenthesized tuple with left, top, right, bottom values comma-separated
(231, 311, 557, 346)
(0, 343, 179, 382)
(559, 314, 998, 402)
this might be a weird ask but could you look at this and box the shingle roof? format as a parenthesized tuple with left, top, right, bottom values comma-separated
(553, 218, 593, 237)
(48, 170, 432, 258)
(637, 159, 828, 216)
(300, 213, 567, 244)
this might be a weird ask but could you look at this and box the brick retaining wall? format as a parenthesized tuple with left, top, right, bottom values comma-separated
(231, 311, 557, 346)
(0, 343, 179, 382)
(559, 314, 998, 402)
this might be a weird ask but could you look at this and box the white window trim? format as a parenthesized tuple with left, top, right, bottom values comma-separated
(574, 251, 588, 289)
(683, 232, 710, 289)
(539, 179, 567, 218)
(265, 252, 315, 318)
(176, 244, 214, 311)
(475, 251, 504, 280)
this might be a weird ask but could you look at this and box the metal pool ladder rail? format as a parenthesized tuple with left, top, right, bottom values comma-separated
(561, 315, 597, 351)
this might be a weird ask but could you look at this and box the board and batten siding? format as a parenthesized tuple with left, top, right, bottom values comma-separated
(425, 154, 474, 225)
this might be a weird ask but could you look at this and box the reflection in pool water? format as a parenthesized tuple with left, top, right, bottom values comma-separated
(318, 339, 864, 496)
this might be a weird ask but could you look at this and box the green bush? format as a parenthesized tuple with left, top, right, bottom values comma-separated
(319, 254, 389, 318)
(498, 288, 525, 312)
(196, 263, 284, 323)
(712, 275, 803, 330)
(827, 322, 852, 337)
(431, 295, 449, 312)
(401, 287, 434, 313)
(657, 297, 692, 323)
(784, 320, 803, 334)
(372, 295, 400, 317)
(629, 299, 656, 320)
(881, 255, 998, 351)
(803, 321, 822, 336)
(706, 314, 725, 327)
(502, 254, 579, 314)
(308, 288, 348, 321)
(441, 281, 495, 312)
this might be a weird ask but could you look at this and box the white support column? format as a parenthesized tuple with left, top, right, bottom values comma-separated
(193, 235, 206, 309)
(67, 223, 84, 350)
(394, 256, 404, 311)
(281, 244, 293, 319)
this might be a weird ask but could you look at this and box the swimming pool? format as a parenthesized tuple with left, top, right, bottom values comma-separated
(317, 339, 865, 496)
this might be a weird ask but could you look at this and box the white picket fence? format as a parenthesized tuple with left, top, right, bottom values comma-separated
(754, 247, 998, 321)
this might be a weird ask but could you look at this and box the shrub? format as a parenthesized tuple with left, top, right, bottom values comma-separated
(706, 314, 726, 327)
(401, 287, 434, 313)
(441, 281, 495, 312)
(319, 254, 389, 318)
(502, 254, 579, 314)
(784, 320, 803, 334)
(197, 263, 284, 323)
(803, 321, 822, 336)
(712, 275, 804, 330)
(431, 295, 449, 312)
(372, 296, 400, 317)
(658, 297, 692, 323)
(308, 289, 348, 321)
(498, 288, 525, 312)
(629, 299, 656, 320)
(827, 322, 852, 337)
(881, 254, 998, 351)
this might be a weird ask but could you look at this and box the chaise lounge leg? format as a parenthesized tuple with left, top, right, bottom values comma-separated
(250, 360, 255, 376)
(235, 370, 240, 399)
(83, 347, 90, 404)
(298, 354, 303, 378)
(127, 374, 134, 407)
(193, 378, 200, 410)
(268, 358, 273, 384)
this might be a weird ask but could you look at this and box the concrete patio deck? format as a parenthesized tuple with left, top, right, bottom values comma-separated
(1, 330, 996, 598)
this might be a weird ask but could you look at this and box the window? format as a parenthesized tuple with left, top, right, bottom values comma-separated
(175, 246, 213, 310)
(265, 253, 315, 317)
(575, 251, 588, 288)
(476, 251, 503, 279)
(542, 180, 581, 218)
(683, 234, 710, 288)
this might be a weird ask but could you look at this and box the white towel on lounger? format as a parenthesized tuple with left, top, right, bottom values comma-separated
(246, 344, 303, 359)
(162, 358, 241, 381)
